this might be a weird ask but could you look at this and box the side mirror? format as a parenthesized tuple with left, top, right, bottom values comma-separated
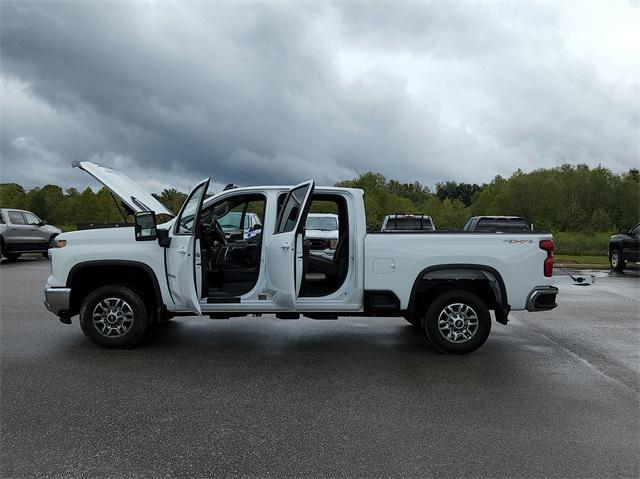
(38, 220, 46, 226)
(134, 211, 157, 241)
(252, 224, 262, 231)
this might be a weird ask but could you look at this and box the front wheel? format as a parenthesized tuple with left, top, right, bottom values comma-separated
(79, 285, 148, 348)
(5, 252, 21, 261)
(610, 249, 625, 272)
(423, 290, 491, 354)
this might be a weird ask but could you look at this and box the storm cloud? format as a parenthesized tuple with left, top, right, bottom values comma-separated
(1, 1, 638, 193)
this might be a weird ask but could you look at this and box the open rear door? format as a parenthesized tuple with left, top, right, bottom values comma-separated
(265, 180, 314, 309)
(165, 178, 210, 315)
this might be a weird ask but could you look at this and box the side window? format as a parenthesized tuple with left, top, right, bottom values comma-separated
(8, 211, 26, 225)
(201, 194, 266, 242)
(495, 218, 508, 231)
(276, 183, 312, 234)
(509, 219, 529, 232)
(23, 212, 41, 225)
(476, 218, 495, 231)
(176, 180, 209, 235)
(631, 224, 640, 237)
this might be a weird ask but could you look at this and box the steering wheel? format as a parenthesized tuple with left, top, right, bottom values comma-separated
(210, 218, 227, 245)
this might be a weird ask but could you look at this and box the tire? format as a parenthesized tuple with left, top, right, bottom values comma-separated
(423, 289, 491, 354)
(0, 239, 3, 259)
(79, 285, 149, 348)
(609, 249, 625, 272)
(5, 252, 21, 261)
(42, 252, 49, 258)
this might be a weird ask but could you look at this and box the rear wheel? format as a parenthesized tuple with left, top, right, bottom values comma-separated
(79, 285, 148, 348)
(423, 289, 491, 354)
(610, 249, 625, 271)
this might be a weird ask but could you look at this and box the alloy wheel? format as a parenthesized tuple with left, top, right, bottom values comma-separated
(92, 297, 135, 338)
(437, 302, 479, 343)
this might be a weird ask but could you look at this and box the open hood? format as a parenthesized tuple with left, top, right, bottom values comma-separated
(73, 161, 174, 217)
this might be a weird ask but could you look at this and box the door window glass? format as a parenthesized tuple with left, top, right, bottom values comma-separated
(23, 212, 41, 225)
(8, 211, 26, 225)
(277, 183, 312, 234)
(176, 181, 209, 235)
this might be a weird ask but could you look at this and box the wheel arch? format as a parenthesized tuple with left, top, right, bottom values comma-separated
(608, 242, 623, 256)
(407, 264, 510, 325)
(66, 260, 165, 318)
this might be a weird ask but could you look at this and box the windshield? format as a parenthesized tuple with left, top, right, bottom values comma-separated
(306, 216, 338, 231)
(218, 211, 245, 231)
(385, 217, 433, 230)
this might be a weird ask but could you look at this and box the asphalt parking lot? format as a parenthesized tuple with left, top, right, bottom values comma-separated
(1, 256, 638, 478)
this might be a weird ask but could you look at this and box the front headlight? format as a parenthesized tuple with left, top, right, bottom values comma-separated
(329, 239, 338, 249)
(55, 239, 67, 248)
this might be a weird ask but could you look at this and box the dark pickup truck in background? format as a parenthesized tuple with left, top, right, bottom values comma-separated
(463, 216, 530, 233)
(609, 223, 639, 271)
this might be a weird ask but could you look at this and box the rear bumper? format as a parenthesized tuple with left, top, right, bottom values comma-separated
(526, 286, 558, 312)
(44, 286, 71, 317)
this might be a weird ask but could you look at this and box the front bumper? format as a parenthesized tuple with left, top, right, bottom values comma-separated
(526, 286, 558, 312)
(44, 286, 71, 317)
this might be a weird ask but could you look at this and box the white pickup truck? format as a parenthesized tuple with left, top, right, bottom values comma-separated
(44, 162, 558, 353)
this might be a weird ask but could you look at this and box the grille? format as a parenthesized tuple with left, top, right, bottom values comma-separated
(309, 238, 328, 249)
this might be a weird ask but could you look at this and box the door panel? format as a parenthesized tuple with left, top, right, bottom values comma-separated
(166, 179, 210, 314)
(266, 230, 297, 308)
(6, 211, 31, 244)
(623, 226, 640, 262)
(23, 212, 48, 242)
(265, 181, 314, 309)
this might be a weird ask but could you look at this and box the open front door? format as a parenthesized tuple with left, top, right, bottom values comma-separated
(166, 178, 210, 315)
(265, 180, 314, 309)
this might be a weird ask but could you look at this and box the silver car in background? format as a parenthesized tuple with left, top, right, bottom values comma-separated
(0, 209, 61, 260)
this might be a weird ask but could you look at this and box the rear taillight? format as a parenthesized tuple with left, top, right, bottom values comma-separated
(539, 239, 554, 277)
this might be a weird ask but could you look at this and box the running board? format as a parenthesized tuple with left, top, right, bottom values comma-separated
(207, 296, 241, 303)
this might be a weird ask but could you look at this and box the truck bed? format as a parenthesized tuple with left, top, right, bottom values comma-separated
(364, 231, 553, 310)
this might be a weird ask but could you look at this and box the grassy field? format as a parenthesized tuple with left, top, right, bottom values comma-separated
(553, 231, 611, 256)
(555, 254, 609, 266)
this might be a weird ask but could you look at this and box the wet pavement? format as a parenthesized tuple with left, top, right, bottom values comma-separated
(1, 256, 638, 478)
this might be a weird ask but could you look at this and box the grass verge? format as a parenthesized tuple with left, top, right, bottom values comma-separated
(555, 254, 609, 266)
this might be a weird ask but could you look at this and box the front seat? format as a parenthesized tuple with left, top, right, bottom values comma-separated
(307, 234, 348, 279)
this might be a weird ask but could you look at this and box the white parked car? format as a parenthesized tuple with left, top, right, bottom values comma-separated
(305, 213, 339, 260)
(44, 161, 558, 354)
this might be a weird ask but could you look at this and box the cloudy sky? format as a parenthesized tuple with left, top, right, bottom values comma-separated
(1, 1, 638, 194)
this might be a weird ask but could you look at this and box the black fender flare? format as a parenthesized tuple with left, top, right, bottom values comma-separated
(408, 264, 510, 324)
(66, 260, 165, 312)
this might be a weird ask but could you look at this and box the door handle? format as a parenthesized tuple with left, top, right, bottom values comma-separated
(179, 246, 187, 254)
(282, 242, 291, 250)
